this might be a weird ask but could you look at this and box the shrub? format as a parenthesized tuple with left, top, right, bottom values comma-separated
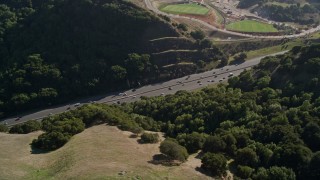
(32, 131, 71, 150)
(190, 30, 205, 40)
(177, 23, 188, 31)
(9, 120, 41, 134)
(140, 133, 159, 143)
(0, 124, 9, 132)
(32, 117, 85, 150)
(160, 139, 189, 162)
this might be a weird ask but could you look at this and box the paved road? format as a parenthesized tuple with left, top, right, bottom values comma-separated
(1, 51, 288, 126)
(144, 0, 320, 39)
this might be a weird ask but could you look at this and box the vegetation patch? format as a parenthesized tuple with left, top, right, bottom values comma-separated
(140, 132, 160, 144)
(226, 20, 278, 33)
(160, 3, 209, 15)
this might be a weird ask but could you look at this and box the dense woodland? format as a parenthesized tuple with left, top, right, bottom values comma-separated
(0, 0, 227, 118)
(7, 44, 320, 179)
(1, 0, 171, 117)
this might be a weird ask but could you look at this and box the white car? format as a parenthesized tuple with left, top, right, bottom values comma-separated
(75, 103, 81, 107)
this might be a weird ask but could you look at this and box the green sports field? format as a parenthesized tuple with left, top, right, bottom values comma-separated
(160, 3, 209, 15)
(226, 20, 278, 33)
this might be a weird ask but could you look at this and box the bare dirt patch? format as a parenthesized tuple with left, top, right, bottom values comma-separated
(182, 10, 222, 29)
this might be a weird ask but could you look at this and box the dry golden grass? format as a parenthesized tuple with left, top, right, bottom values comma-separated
(0, 125, 213, 179)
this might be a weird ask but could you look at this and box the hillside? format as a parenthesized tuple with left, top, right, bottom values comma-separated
(3, 44, 320, 179)
(0, 0, 227, 118)
(0, 125, 211, 179)
(127, 44, 320, 179)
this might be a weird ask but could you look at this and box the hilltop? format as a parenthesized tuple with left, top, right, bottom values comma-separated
(0, 125, 211, 179)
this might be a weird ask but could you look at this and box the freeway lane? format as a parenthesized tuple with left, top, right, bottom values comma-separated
(1, 51, 288, 126)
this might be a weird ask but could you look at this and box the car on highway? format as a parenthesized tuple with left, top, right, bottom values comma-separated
(123, 93, 127, 96)
(200, 76, 204, 79)
(15, 117, 22, 121)
(132, 96, 137, 98)
(75, 103, 81, 107)
(229, 73, 234, 77)
(219, 79, 223, 82)
(168, 87, 172, 90)
(197, 81, 201, 83)
(213, 72, 216, 74)
(161, 93, 165, 96)
(118, 93, 123, 96)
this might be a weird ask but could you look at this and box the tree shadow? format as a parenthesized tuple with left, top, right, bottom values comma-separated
(230, 59, 245, 65)
(30, 144, 50, 154)
(195, 151, 204, 159)
(195, 167, 213, 177)
(129, 134, 138, 138)
(148, 154, 180, 166)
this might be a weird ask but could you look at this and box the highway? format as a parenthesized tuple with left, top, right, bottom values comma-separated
(1, 51, 288, 126)
(144, 0, 320, 39)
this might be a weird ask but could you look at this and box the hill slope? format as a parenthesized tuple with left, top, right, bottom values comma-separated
(0, 125, 211, 179)
(0, 0, 179, 118)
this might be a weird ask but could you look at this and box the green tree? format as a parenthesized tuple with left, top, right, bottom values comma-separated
(190, 30, 205, 40)
(201, 153, 227, 176)
(236, 165, 254, 179)
(203, 135, 226, 153)
(160, 139, 189, 162)
(267, 166, 296, 180)
(235, 147, 259, 167)
(308, 151, 320, 179)
(9, 120, 41, 134)
(110, 65, 127, 81)
(177, 132, 206, 153)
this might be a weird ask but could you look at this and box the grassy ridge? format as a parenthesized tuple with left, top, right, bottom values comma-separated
(160, 3, 209, 15)
(226, 20, 278, 33)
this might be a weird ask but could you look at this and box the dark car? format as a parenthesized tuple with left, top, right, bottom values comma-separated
(15, 117, 22, 121)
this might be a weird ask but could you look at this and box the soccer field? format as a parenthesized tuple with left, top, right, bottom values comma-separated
(160, 3, 209, 15)
(226, 20, 278, 33)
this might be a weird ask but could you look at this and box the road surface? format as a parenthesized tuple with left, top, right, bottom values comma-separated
(144, 0, 320, 39)
(1, 51, 288, 126)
